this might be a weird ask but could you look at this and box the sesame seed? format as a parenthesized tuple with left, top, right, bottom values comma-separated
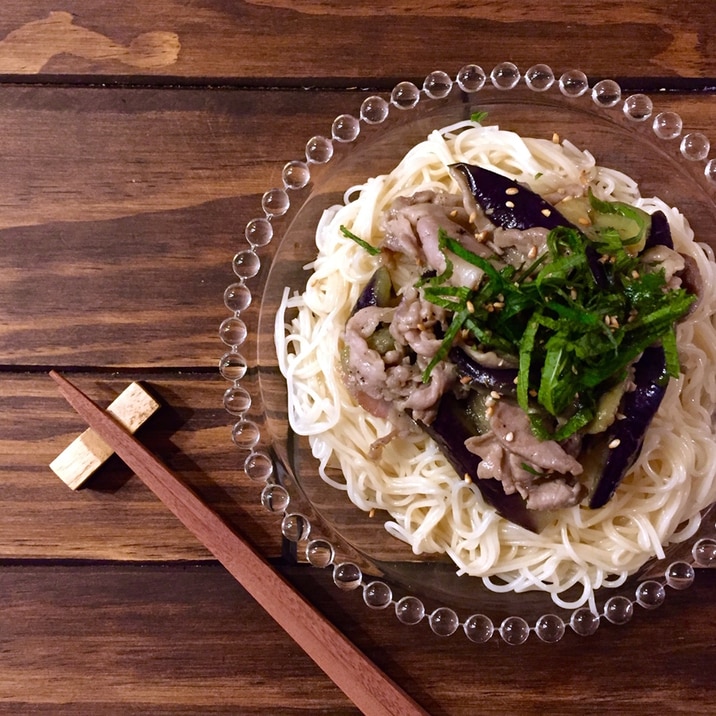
(464, 473, 473, 484)
(475, 229, 490, 242)
(466, 300, 475, 313)
(552, 132, 560, 144)
(505, 431, 515, 442)
(604, 315, 611, 325)
(505, 200, 515, 208)
(416, 322, 426, 331)
(460, 375, 472, 384)
(513, 375, 519, 385)
(578, 216, 591, 226)
(492, 301, 505, 309)
(505, 187, 519, 195)
(369, 508, 376, 518)
(631, 269, 640, 279)
(527, 245, 538, 259)
(570, 288, 578, 300)
(608, 438, 621, 449)
(541, 208, 552, 217)
(469, 211, 477, 224)
(450, 209, 459, 218)
(485, 208, 494, 215)
(485, 405, 494, 417)
(485, 396, 495, 407)
(490, 390, 502, 400)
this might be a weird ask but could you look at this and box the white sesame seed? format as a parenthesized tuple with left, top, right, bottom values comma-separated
(578, 216, 591, 226)
(541, 208, 552, 217)
(464, 473, 473, 484)
(527, 245, 538, 259)
(608, 438, 621, 449)
(369, 508, 376, 518)
(485, 396, 495, 407)
(505, 200, 515, 208)
(466, 300, 475, 313)
(552, 132, 560, 144)
(505, 431, 515, 442)
(490, 390, 502, 400)
(469, 211, 477, 224)
(505, 187, 519, 195)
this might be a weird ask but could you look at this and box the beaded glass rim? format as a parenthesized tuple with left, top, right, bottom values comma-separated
(220, 63, 716, 644)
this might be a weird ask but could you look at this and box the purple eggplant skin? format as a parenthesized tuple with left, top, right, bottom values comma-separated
(421, 393, 539, 532)
(449, 347, 518, 396)
(644, 210, 673, 250)
(351, 265, 392, 314)
(587, 345, 667, 509)
(449, 163, 574, 231)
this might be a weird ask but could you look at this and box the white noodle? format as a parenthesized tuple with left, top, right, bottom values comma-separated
(276, 122, 716, 609)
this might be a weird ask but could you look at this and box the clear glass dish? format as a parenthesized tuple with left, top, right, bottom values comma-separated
(220, 63, 716, 644)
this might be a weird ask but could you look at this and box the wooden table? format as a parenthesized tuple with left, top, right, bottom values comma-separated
(3, 4, 716, 714)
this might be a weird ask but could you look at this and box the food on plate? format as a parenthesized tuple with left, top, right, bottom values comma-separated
(276, 119, 716, 609)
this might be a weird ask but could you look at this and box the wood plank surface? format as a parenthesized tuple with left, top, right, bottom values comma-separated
(0, 3, 713, 84)
(2, 372, 282, 560)
(1, 562, 714, 715)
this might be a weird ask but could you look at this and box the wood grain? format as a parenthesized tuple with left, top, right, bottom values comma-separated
(0, 2, 713, 83)
(1, 562, 714, 715)
(1, 372, 281, 560)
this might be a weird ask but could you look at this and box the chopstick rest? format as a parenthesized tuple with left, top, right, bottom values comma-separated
(50, 381, 161, 489)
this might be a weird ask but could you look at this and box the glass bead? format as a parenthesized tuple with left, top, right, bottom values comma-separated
(665, 560, 695, 590)
(306, 538, 335, 568)
(423, 70, 453, 99)
(499, 616, 530, 645)
(223, 384, 251, 415)
(463, 614, 494, 643)
(219, 351, 247, 381)
(490, 61, 521, 91)
(395, 596, 425, 625)
(558, 69, 589, 97)
(244, 450, 274, 482)
(333, 562, 362, 591)
(331, 114, 360, 143)
(535, 613, 565, 643)
(360, 95, 390, 124)
(232, 250, 260, 280)
(261, 187, 290, 217)
(570, 608, 600, 636)
(260, 483, 290, 512)
(652, 111, 683, 140)
(704, 159, 716, 185)
(429, 607, 459, 637)
(680, 132, 710, 161)
(223, 282, 252, 313)
(305, 135, 334, 164)
(456, 64, 486, 93)
(281, 512, 311, 542)
(390, 81, 420, 110)
(363, 581, 392, 609)
(219, 315, 247, 347)
(525, 63, 554, 92)
(635, 580, 666, 610)
(282, 160, 311, 190)
(244, 216, 273, 247)
(603, 596, 634, 625)
(692, 537, 716, 568)
(623, 93, 653, 122)
(591, 79, 622, 108)
(231, 418, 260, 450)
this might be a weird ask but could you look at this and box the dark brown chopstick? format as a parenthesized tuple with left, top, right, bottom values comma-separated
(49, 371, 429, 716)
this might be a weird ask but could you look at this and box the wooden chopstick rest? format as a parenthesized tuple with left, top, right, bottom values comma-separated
(50, 381, 160, 489)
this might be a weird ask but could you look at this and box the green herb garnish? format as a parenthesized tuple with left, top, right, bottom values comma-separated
(421, 220, 695, 440)
(340, 224, 381, 255)
(470, 111, 489, 124)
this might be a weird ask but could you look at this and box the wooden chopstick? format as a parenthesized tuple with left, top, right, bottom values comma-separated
(49, 371, 429, 716)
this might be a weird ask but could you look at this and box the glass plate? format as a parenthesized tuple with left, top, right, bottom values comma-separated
(220, 63, 716, 644)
